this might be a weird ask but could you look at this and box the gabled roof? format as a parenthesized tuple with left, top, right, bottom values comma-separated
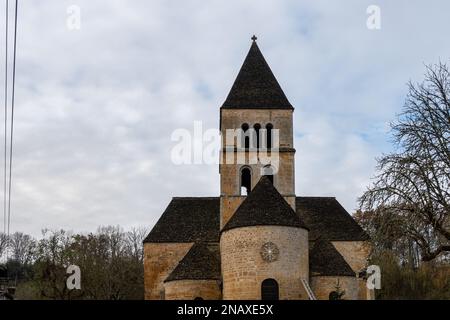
(143, 197, 219, 243)
(165, 242, 221, 282)
(309, 239, 355, 277)
(222, 176, 307, 232)
(221, 38, 293, 110)
(143, 195, 368, 243)
(296, 197, 369, 241)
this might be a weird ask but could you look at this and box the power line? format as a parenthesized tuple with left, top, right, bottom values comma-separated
(7, 0, 18, 239)
(3, 0, 8, 237)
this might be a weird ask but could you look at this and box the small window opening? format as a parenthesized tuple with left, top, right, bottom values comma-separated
(241, 167, 251, 195)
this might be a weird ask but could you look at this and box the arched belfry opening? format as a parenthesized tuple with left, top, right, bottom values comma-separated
(265, 123, 273, 150)
(253, 123, 261, 149)
(241, 123, 250, 149)
(261, 278, 279, 300)
(240, 167, 251, 195)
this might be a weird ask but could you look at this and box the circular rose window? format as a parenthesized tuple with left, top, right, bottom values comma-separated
(260, 242, 279, 262)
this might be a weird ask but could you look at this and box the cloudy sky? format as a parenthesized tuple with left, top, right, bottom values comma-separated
(2, 0, 450, 237)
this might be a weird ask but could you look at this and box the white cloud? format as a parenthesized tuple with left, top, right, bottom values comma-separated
(3, 0, 450, 236)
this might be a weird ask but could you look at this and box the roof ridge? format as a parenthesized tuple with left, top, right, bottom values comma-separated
(172, 197, 219, 200)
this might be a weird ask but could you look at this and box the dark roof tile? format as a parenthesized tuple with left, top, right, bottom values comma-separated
(144, 197, 219, 243)
(144, 195, 368, 244)
(309, 239, 355, 276)
(221, 40, 293, 110)
(222, 176, 307, 232)
(165, 242, 221, 282)
(296, 197, 369, 241)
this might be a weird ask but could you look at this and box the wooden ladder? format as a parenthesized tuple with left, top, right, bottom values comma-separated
(301, 278, 317, 300)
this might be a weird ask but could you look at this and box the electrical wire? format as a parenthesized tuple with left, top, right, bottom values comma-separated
(3, 0, 8, 237)
(7, 0, 18, 240)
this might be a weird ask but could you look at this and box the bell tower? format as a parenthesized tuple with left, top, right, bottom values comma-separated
(219, 36, 296, 229)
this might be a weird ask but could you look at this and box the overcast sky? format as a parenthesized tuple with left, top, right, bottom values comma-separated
(2, 0, 450, 237)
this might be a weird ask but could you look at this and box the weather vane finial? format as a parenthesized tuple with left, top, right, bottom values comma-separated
(251, 35, 257, 42)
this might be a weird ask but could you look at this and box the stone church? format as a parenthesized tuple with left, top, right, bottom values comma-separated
(144, 37, 373, 300)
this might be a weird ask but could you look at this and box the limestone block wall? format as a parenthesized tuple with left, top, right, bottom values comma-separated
(357, 277, 374, 300)
(219, 162, 239, 196)
(220, 225, 309, 300)
(220, 196, 246, 229)
(164, 280, 222, 300)
(332, 241, 372, 272)
(273, 152, 295, 197)
(219, 151, 296, 228)
(219, 153, 295, 197)
(220, 109, 294, 148)
(310, 276, 358, 300)
(219, 108, 296, 201)
(144, 242, 193, 300)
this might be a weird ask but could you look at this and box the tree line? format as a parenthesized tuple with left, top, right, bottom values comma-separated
(0, 226, 147, 300)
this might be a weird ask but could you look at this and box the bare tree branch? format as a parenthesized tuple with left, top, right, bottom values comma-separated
(360, 62, 450, 262)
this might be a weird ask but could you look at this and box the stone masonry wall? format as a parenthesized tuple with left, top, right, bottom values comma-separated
(220, 196, 246, 229)
(144, 242, 193, 300)
(219, 152, 296, 228)
(219, 152, 295, 197)
(332, 241, 372, 272)
(164, 280, 222, 300)
(220, 109, 294, 148)
(330, 241, 372, 300)
(310, 276, 358, 300)
(221, 225, 309, 300)
(220, 109, 296, 229)
(357, 277, 374, 300)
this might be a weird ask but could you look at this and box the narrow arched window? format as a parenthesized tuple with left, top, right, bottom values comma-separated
(266, 123, 273, 150)
(241, 123, 249, 149)
(253, 123, 261, 149)
(261, 278, 279, 300)
(240, 167, 251, 195)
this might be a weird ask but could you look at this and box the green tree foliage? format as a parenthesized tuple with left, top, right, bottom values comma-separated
(369, 250, 450, 300)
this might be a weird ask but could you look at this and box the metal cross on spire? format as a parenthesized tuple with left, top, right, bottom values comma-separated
(251, 35, 257, 42)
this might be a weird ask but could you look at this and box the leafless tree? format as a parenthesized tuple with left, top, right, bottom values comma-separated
(9, 232, 36, 265)
(125, 226, 148, 262)
(0, 232, 9, 259)
(360, 62, 450, 262)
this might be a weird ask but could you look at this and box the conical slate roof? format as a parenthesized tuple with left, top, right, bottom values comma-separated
(221, 38, 293, 109)
(222, 176, 307, 232)
(309, 239, 355, 277)
(164, 242, 221, 282)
